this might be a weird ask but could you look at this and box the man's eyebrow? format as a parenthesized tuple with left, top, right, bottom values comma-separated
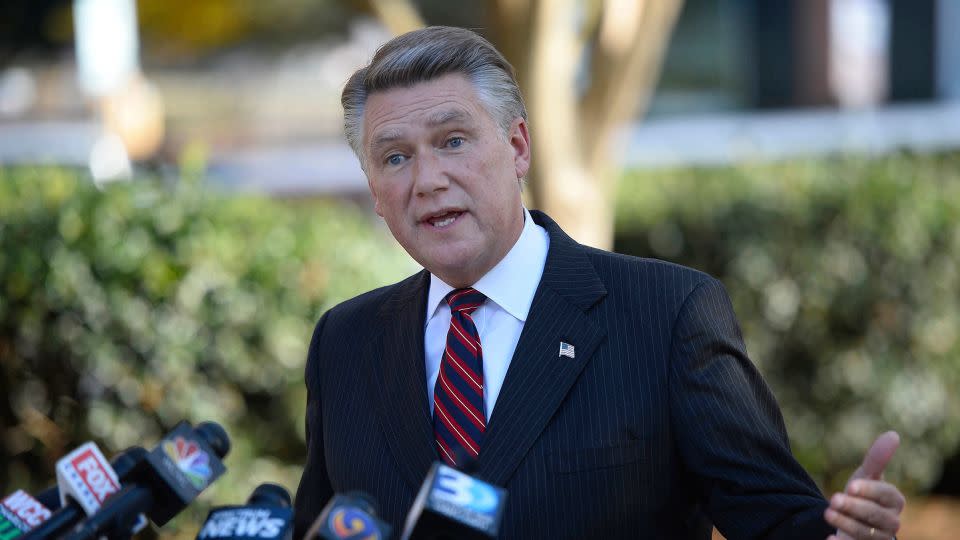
(369, 129, 403, 155)
(426, 109, 471, 127)
(368, 110, 474, 155)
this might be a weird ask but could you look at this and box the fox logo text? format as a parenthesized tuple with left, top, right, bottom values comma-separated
(71, 449, 121, 503)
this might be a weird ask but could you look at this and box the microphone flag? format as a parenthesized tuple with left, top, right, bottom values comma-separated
(0, 490, 52, 537)
(55, 443, 121, 517)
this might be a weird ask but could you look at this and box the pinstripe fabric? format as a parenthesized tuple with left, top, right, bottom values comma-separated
(294, 211, 833, 540)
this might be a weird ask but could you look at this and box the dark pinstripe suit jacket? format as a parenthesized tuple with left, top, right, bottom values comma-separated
(294, 211, 833, 539)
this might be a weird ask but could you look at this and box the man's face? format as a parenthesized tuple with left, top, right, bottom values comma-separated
(362, 73, 531, 287)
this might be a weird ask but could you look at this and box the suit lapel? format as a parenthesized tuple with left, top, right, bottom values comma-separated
(476, 211, 608, 487)
(367, 270, 437, 491)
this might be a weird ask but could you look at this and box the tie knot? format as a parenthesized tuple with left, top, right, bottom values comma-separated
(446, 288, 486, 314)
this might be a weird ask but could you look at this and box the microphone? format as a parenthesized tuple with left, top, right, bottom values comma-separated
(63, 420, 230, 540)
(400, 462, 506, 540)
(32, 487, 60, 513)
(22, 446, 148, 540)
(196, 484, 293, 540)
(0, 490, 53, 538)
(303, 492, 392, 540)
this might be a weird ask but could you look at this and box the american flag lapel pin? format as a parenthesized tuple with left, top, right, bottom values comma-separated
(559, 341, 575, 359)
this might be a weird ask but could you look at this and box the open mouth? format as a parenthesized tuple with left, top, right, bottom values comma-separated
(426, 210, 463, 228)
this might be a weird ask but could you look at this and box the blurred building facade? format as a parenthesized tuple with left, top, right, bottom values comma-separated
(628, 0, 960, 168)
(653, 0, 957, 114)
(1, 0, 960, 186)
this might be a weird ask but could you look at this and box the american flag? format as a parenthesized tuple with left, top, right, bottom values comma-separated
(559, 342, 575, 359)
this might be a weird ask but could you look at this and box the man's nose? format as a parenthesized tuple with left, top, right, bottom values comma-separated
(413, 151, 449, 196)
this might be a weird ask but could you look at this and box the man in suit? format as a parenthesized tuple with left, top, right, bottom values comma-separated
(294, 26, 905, 539)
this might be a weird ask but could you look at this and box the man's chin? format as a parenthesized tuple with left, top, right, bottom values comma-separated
(420, 253, 486, 286)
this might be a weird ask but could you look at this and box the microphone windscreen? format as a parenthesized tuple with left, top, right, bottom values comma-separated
(247, 484, 291, 508)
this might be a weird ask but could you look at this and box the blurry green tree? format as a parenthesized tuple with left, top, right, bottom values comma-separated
(3, 150, 958, 535)
(135, 0, 355, 56)
(0, 167, 416, 534)
(615, 151, 960, 493)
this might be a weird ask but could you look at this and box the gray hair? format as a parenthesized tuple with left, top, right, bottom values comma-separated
(342, 26, 527, 169)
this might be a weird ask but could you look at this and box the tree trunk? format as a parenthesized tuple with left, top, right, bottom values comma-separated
(525, 0, 684, 249)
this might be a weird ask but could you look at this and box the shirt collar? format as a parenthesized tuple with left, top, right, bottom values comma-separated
(426, 207, 549, 323)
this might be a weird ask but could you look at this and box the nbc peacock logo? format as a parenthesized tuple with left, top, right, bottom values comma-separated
(163, 436, 213, 490)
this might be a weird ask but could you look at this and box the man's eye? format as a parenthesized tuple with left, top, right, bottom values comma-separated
(386, 154, 405, 166)
(447, 137, 464, 148)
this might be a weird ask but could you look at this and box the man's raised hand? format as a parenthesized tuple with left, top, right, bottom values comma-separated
(825, 431, 906, 540)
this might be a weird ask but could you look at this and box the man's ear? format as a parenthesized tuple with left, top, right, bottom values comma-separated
(509, 118, 531, 179)
(367, 178, 384, 217)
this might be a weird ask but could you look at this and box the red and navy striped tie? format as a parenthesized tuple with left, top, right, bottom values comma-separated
(434, 287, 487, 467)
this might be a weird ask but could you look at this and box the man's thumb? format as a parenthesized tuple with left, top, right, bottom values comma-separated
(857, 431, 900, 480)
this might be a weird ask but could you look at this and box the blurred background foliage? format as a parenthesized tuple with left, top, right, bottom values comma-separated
(0, 165, 417, 535)
(1, 150, 959, 535)
(616, 150, 960, 494)
(135, 0, 354, 58)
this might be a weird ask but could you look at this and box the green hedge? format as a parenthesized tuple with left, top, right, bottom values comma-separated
(3, 151, 957, 536)
(0, 167, 416, 535)
(615, 151, 960, 493)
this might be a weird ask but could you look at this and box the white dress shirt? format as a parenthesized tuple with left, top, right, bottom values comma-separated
(424, 207, 550, 420)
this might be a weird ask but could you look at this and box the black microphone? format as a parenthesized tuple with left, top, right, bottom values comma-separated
(17, 443, 144, 516)
(195, 483, 293, 540)
(303, 491, 392, 540)
(63, 421, 230, 540)
(0, 442, 125, 537)
(400, 462, 507, 540)
(33, 487, 60, 513)
(21, 446, 148, 540)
